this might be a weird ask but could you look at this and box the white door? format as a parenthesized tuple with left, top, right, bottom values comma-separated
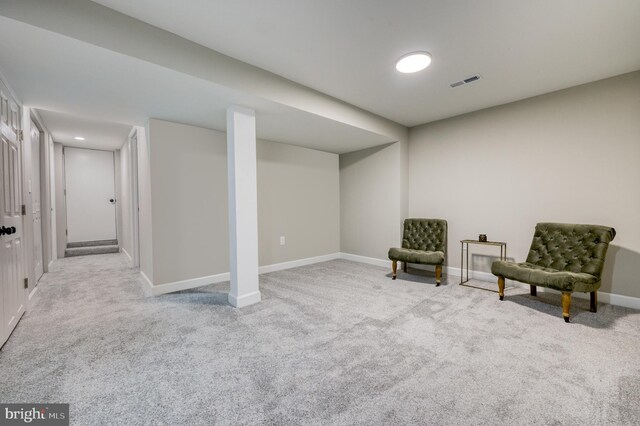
(30, 120, 43, 281)
(1, 83, 26, 347)
(65, 147, 116, 243)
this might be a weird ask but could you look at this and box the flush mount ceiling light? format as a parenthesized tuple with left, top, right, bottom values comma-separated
(74, 136, 85, 141)
(395, 51, 432, 74)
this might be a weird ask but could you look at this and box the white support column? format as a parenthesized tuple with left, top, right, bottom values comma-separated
(226, 105, 261, 307)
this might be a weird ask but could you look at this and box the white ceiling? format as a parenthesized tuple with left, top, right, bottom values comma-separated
(2, 1, 639, 154)
(93, 0, 640, 127)
(35, 109, 132, 151)
(0, 16, 391, 153)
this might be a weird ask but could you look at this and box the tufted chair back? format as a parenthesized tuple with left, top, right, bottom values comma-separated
(526, 223, 616, 277)
(402, 218, 447, 253)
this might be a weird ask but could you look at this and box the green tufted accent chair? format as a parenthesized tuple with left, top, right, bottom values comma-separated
(491, 223, 616, 322)
(388, 218, 447, 285)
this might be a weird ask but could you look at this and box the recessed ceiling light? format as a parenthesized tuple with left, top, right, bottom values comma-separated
(74, 136, 85, 141)
(395, 52, 432, 74)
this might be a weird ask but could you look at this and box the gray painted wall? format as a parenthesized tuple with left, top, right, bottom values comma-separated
(149, 119, 228, 285)
(257, 140, 339, 266)
(146, 119, 340, 286)
(409, 71, 640, 298)
(339, 142, 405, 260)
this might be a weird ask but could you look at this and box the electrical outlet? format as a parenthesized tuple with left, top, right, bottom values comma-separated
(280, 236, 285, 245)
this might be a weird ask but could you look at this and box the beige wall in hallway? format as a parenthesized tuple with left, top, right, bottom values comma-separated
(147, 119, 340, 286)
(409, 71, 640, 298)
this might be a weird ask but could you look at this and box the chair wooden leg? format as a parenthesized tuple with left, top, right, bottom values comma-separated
(590, 290, 597, 313)
(403, 262, 408, 273)
(435, 265, 442, 286)
(562, 292, 572, 323)
(392, 261, 397, 280)
(498, 276, 505, 300)
(530, 285, 537, 296)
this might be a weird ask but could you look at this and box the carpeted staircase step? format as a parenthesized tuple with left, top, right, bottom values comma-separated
(65, 245, 119, 258)
(67, 239, 118, 248)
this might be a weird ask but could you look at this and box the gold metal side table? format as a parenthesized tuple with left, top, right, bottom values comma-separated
(460, 239, 507, 290)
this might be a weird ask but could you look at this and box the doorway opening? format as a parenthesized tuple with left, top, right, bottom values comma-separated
(63, 147, 119, 257)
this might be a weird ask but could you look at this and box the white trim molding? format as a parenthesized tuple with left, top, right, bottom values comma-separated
(445, 266, 494, 282)
(143, 252, 342, 296)
(121, 247, 133, 265)
(28, 286, 38, 301)
(507, 281, 640, 311)
(147, 272, 230, 296)
(594, 292, 640, 310)
(228, 291, 261, 308)
(339, 252, 388, 268)
(139, 271, 157, 297)
(448, 265, 640, 311)
(259, 253, 341, 274)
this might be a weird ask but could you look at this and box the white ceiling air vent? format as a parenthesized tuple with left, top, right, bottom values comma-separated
(450, 74, 482, 88)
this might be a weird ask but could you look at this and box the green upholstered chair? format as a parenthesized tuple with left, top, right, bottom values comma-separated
(388, 218, 447, 285)
(491, 223, 616, 322)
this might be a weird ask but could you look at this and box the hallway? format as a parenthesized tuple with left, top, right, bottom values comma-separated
(0, 253, 239, 424)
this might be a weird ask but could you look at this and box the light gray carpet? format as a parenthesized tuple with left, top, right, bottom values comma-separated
(1, 254, 639, 425)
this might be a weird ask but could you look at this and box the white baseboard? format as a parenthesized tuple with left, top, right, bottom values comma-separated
(121, 247, 133, 265)
(596, 292, 640, 310)
(339, 252, 389, 268)
(144, 253, 342, 296)
(506, 281, 640, 311)
(259, 253, 341, 274)
(453, 268, 640, 310)
(28, 285, 38, 301)
(446, 266, 495, 282)
(139, 271, 154, 296)
(150, 271, 231, 296)
(228, 291, 261, 308)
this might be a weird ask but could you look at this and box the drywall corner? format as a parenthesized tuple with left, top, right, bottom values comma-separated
(137, 123, 153, 282)
(339, 141, 404, 260)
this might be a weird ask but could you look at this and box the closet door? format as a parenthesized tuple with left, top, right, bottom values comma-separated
(0, 84, 26, 348)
